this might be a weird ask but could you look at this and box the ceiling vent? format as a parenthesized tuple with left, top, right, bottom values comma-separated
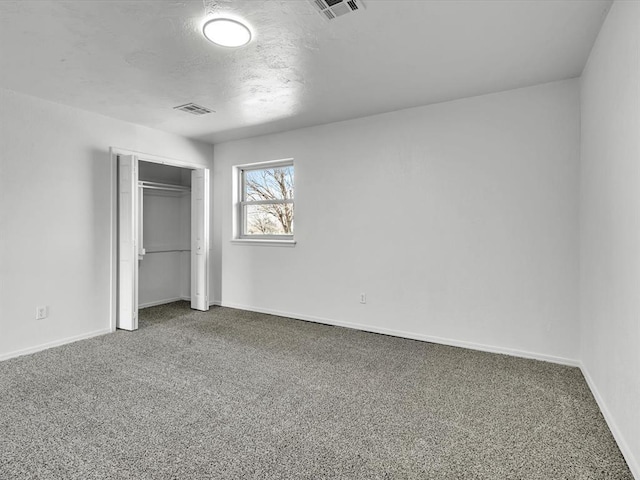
(308, 0, 364, 20)
(173, 103, 214, 115)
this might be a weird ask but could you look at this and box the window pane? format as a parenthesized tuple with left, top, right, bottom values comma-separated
(244, 203, 294, 235)
(244, 166, 294, 202)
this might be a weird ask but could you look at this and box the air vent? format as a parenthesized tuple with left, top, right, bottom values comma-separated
(307, 0, 364, 20)
(173, 103, 214, 115)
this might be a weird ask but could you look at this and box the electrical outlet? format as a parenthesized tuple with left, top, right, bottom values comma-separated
(35, 306, 48, 320)
(360, 293, 366, 304)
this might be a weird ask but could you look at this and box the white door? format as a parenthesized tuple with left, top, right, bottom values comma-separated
(191, 168, 209, 311)
(117, 154, 139, 330)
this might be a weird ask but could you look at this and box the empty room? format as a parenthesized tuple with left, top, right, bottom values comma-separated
(0, 0, 638, 478)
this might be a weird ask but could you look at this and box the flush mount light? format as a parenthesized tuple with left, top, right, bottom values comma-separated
(202, 18, 252, 48)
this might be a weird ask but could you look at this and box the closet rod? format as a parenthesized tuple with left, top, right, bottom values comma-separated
(145, 246, 191, 253)
(139, 181, 191, 192)
(146, 249, 191, 254)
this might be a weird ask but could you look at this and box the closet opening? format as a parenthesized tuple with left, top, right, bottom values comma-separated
(113, 150, 209, 332)
(138, 162, 192, 310)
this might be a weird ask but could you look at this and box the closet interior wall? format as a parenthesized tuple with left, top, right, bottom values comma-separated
(138, 162, 191, 308)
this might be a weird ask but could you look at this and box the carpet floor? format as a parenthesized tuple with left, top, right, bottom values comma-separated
(0, 302, 633, 479)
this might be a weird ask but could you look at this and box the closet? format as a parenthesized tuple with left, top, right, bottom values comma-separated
(116, 153, 209, 331)
(138, 162, 191, 308)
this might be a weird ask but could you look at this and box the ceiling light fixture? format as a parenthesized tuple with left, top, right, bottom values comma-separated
(202, 18, 252, 48)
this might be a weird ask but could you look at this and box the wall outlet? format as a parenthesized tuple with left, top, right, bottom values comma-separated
(35, 306, 48, 320)
(360, 293, 366, 304)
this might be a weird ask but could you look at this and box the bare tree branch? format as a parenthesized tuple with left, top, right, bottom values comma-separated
(245, 167, 294, 234)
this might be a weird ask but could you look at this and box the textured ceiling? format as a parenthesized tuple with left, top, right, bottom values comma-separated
(0, 0, 611, 143)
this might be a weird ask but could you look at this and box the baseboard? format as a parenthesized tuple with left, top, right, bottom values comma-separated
(580, 364, 640, 479)
(212, 301, 579, 367)
(139, 297, 189, 309)
(0, 328, 112, 362)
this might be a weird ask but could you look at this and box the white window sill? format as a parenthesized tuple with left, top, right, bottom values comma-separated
(231, 239, 296, 247)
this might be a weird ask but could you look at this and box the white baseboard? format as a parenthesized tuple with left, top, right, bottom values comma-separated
(212, 301, 579, 367)
(580, 365, 640, 479)
(0, 328, 112, 362)
(139, 297, 190, 309)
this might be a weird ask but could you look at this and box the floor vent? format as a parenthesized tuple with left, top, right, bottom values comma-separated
(308, 0, 364, 20)
(173, 103, 214, 115)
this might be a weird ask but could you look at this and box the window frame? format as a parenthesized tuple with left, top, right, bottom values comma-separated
(234, 159, 295, 244)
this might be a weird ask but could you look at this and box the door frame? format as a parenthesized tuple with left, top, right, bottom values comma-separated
(109, 147, 210, 332)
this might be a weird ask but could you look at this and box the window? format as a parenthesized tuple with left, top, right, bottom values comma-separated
(237, 160, 294, 241)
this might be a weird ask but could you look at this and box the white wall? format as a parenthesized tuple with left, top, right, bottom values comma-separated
(213, 79, 581, 364)
(580, 1, 640, 476)
(138, 191, 191, 307)
(0, 87, 213, 359)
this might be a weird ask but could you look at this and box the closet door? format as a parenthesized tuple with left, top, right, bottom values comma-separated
(117, 154, 139, 330)
(191, 168, 209, 311)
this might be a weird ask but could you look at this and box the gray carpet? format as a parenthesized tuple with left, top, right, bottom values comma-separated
(0, 302, 633, 479)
